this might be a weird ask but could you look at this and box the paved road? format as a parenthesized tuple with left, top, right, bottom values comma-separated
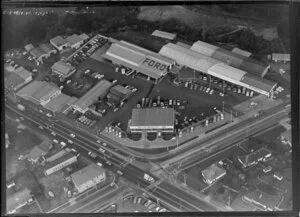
(6, 104, 219, 211)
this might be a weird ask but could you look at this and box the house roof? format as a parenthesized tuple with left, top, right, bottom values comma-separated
(66, 34, 83, 45)
(24, 44, 35, 51)
(152, 30, 176, 40)
(72, 80, 112, 111)
(50, 35, 69, 47)
(282, 129, 291, 143)
(45, 149, 67, 162)
(27, 146, 46, 161)
(51, 61, 75, 76)
(39, 140, 53, 152)
(13, 67, 32, 80)
(79, 33, 89, 41)
(131, 108, 175, 128)
(40, 43, 56, 53)
(243, 189, 282, 210)
(238, 148, 272, 167)
(30, 47, 45, 58)
(5, 72, 25, 90)
(71, 163, 105, 187)
(44, 93, 78, 113)
(202, 163, 226, 183)
(272, 53, 290, 61)
(7, 188, 32, 213)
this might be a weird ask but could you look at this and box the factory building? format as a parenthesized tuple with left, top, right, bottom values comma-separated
(51, 61, 76, 78)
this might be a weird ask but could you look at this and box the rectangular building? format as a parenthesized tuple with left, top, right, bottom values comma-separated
(7, 188, 33, 214)
(102, 40, 174, 83)
(30, 43, 57, 63)
(232, 48, 252, 58)
(237, 148, 272, 168)
(71, 163, 106, 193)
(44, 93, 78, 114)
(152, 30, 177, 40)
(243, 189, 283, 211)
(51, 61, 76, 78)
(129, 108, 175, 132)
(66, 34, 84, 49)
(44, 152, 77, 176)
(201, 163, 226, 185)
(72, 79, 113, 113)
(50, 36, 70, 52)
(5, 66, 33, 91)
(271, 53, 290, 63)
(16, 81, 61, 106)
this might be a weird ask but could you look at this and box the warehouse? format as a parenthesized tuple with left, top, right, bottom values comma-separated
(44, 152, 77, 176)
(71, 163, 106, 194)
(16, 81, 61, 106)
(159, 43, 276, 98)
(51, 61, 76, 78)
(50, 35, 70, 52)
(201, 163, 227, 185)
(151, 30, 177, 41)
(102, 40, 175, 83)
(190, 40, 270, 78)
(30, 43, 57, 63)
(232, 47, 252, 58)
(72, 79, 113, 113)
(129, 108, 175, 132)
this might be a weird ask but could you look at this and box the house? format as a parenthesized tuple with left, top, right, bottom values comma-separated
(50, 36, 70, 52)
(271, 53, 290, 63)
(273, 172, 283, 181)
(44, 152, 77, 176)
(71, 163, 106, 193)
(27, 140, 53, 163)
(79, 33, 89, 41)
(237, 148, 272, 168)
(66, 34, 84, 49)
(243, 189, 283, 211)
(24, 44, 35, 52)
(281, 129, 292, 147)
(201, 163, 226, 185)
(51, 61, 76, 78)
(7, 188, 33, 214)
(5, 66, 33, 92)
(30, 43, 57, 63)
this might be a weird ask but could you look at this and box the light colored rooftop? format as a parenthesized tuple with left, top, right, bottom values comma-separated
(152, 30, 176, 40)
(71, 163, 105, 187)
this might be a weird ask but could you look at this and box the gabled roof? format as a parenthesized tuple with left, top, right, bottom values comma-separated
(44, 152, 76, 171)
(238, 148, 272, 167)
(208, 63, 247, 82)
(30, 47, 45, 58)
(40, 43, 56, 53)
(5, 73, 25, 90)
(44, 93, 78, 113)
(191, 40, 219, 57)
(39, 140, 53, 152)
(27, 146, 46, 161)
(110, 85, 131, 96)
(50, 35, 69, 47)
(66, 34, 83, 45)
(71, 163, 105, 187)
(79, 33, 89, 41)
(51, 61, 75, 76)
(232, 48, 252, 58)
(241, 74, 276, 93)
(202, 163, 226, 183)
(13, 67, 32, 80)
(243, 189, 282, 210)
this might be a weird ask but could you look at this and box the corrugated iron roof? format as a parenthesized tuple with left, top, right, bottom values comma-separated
(241, 74, 276, 93)
(232, 48, 252, 57)
(51, 61, 75, 76)
(44, 93, 78, 113)
(50, 35, 69, 47)
(7, 188, 32, 213)
(66, 34, 83, 45)
(208, 63, 247, 82)
(71, 163, 105, 187)
(152, 30, 176, 40)
(191, 40, 219, 57)
(131, 108, 175, 128)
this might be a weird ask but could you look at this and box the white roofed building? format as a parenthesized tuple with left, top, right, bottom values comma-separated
(152, 30, 177, 40)
(51, 61, 76, 78)
(50, 36, 70, 52)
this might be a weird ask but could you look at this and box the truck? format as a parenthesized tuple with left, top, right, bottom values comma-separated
(17, 104, 25, 111)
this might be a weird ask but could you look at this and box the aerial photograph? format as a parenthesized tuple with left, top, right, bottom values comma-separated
(3, 3, 293, 214)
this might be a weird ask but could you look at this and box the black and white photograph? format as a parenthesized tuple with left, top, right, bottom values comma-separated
(2, 2, 298, 215)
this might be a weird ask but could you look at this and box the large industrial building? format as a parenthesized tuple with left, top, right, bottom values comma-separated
(43, 93, 78, 114)
(44, 152, 77, 176)
(50, 36, 70, 52)
(102, 40, 175, 83)
(72, 79, 113, 113)
(159, 43, 276, 98)
(129, 108, 175, 132)
(30, 43, 57, 63)
(201, 163, 227, 185)
(190, 40, 270, 78)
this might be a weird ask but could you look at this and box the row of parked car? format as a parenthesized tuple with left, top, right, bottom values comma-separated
(77, 115, 97, 127)
(137, 97, 188, 109)
(104, 123, 122, 138)
(127, 195, 168, 212)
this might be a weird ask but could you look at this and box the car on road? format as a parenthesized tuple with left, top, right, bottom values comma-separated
(70, 133, 76, 138)
(68, 140, 73, 144)
(117, 170, 123, 175)
(98, 147, 105, 153)
(96, 140, 102, 144)
(53, 139, 59, 144)
(97, 162, 103, 167)
(148, 203, 156, 210)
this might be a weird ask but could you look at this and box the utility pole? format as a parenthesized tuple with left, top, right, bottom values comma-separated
(230, 110, 233, 122)
(222, 101, 225, 113)
(183, 173, 187, 186)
